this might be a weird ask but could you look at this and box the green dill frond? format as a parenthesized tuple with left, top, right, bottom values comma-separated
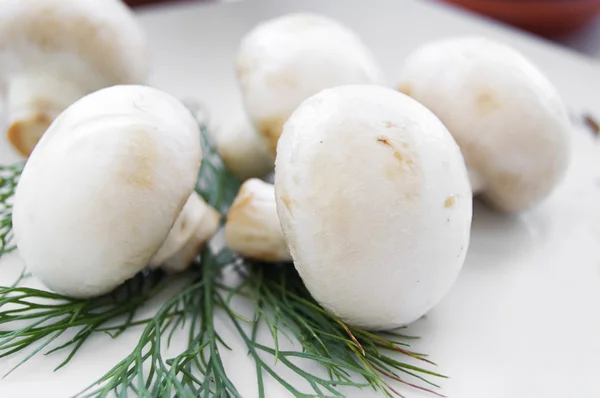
(0, 270, 166, 378)
(0, 163, 23, 256)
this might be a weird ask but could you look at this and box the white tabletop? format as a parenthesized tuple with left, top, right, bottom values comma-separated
(1, 1, 600, 397)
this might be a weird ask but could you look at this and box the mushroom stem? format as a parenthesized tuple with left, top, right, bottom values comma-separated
(150, 192, 221, 273)
(468, 168, 486, 195)
(5, 72, 87, 157)
(225, 179, 291, 262)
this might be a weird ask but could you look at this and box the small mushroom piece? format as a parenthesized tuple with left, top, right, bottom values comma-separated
(396, 36, 571, 212)
(0, 0, 148, 157)
(275, 85, 472, 330)
(214, 110, 274, 181)
(149, 191, 221, 273)
(12, 85, 219, 298)
(236, 13, 383, 155)
(225, 179, 291, 262)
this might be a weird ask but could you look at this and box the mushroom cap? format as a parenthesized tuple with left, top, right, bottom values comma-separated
(12, 85, 201, 298)
(275, 85, 472, 330)
(396, 36, 571, 212)
(214, 110, 274, 181)
(236, 13, 383, 154)
(0, 0, 148, 88)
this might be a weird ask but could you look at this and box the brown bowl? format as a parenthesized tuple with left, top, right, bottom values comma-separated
(125, 0, 194, 7)
(440, 0, 600, 37)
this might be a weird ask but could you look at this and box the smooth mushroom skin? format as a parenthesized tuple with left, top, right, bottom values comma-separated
(0, 0, 148, 157)
(225, 179, 291, 262)
(214, 110, 274, 181)
(12, 85, 211, 298)
(275, 85, 472, 330)
(396, 36, 571, 213)
(237, 13, 383, 155)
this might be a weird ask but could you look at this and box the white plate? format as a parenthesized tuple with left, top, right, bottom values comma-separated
(1, 1, 600, 397)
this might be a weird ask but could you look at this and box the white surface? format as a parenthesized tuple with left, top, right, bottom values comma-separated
(1, 0, 600, 397)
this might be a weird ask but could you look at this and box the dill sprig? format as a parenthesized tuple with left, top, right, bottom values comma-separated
(0, 162, 23, 256)
(0, 113, 445, 397)
(79, 246, 445, 398)
(78, 248, 240, 398)
(217, 259, 446, 398)
(0, 270, 166, 378)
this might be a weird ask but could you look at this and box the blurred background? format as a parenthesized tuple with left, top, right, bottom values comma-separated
(124, 0, 600, 58)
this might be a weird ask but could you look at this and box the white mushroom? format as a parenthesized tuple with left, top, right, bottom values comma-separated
(396, 36, 571, 213)
(12, 85, 220, 298)
(225, 178, 291, 262)
(274, 85, 472, 330)
(214, 110, 274, 181)
(0, 0, 148, 158)
(236, 13, 383, 155)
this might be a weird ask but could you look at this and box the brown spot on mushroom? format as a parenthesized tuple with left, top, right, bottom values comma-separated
(376, 135, 420, 200)
(377, 135, 414, 165)
(397, 82, 413, 97)
(258, 116, 286, 154)
(377, 136, 391, 146)
(7, 112, 53, 156)
(445, 194, 456, 208)
(383, 121, 398, 129)
(476, 90, 500, 114)
(6, 96, 61, 156)
(118, 129, 158, 190)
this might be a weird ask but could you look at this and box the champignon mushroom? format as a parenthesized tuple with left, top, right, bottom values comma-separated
(12, 85, 220, 298)
(214, 110, 274, 181)
(236, 13, 383, 155)
(396, 36, 571, 213)
(0, 0, 148, 158)
(274, 85, 473, 330)
(241, 85, 468, 330)
(225, 178, 291, 262)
